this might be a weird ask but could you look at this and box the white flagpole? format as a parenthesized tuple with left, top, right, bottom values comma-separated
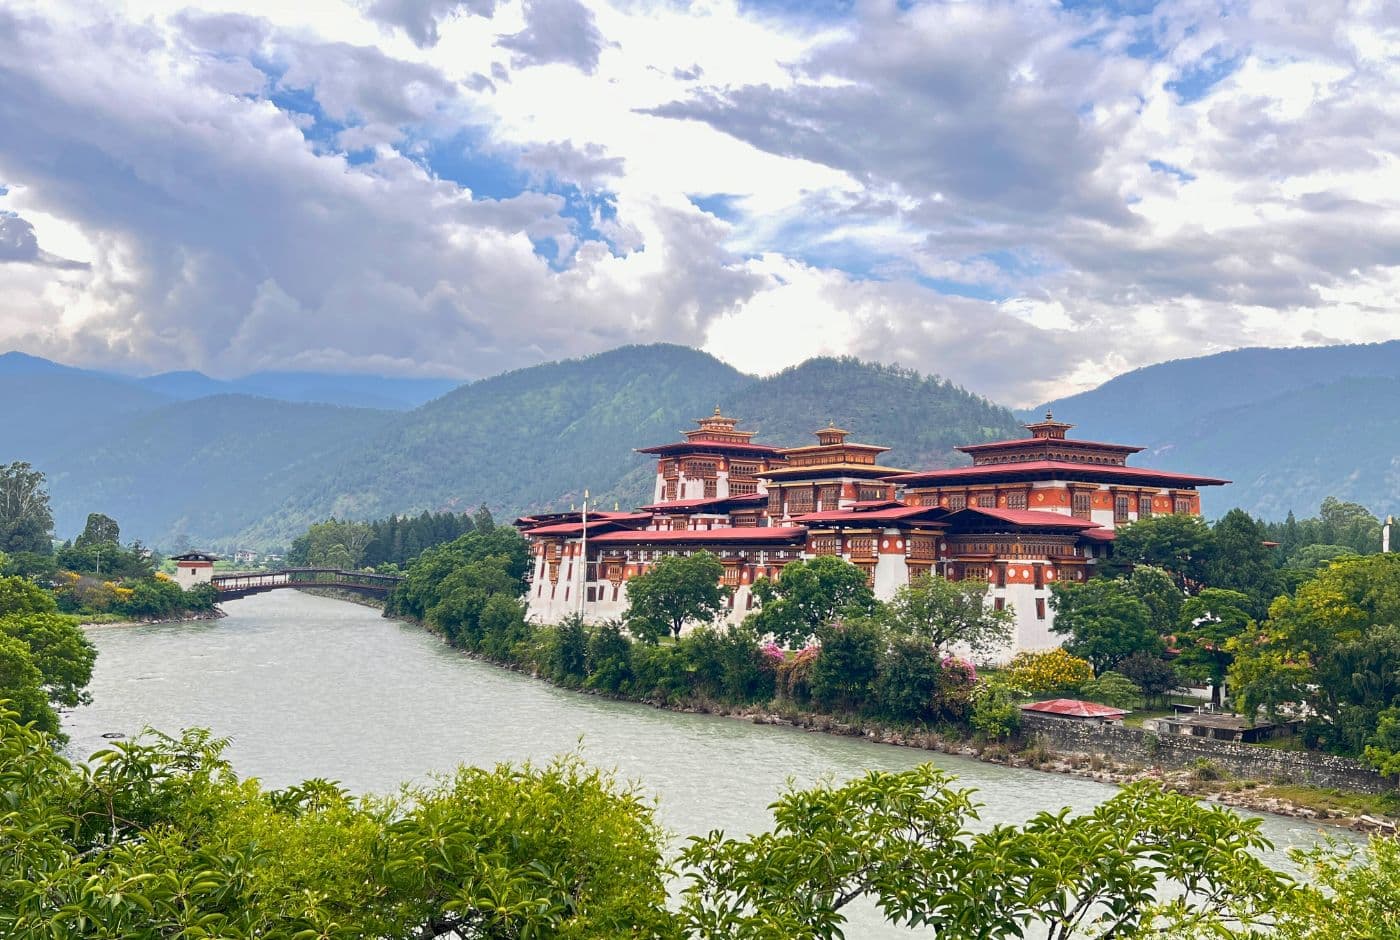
(579, 488, 589, 618)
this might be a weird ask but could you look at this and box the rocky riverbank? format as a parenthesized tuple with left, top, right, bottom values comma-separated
(80, 608, 226, 629)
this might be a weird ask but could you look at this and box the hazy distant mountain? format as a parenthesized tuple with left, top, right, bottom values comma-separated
(138, 370, 461, 410)
(0, 351, 461, 411)
(41, 395, 393, 546)
(1034, 341, 1400, 517)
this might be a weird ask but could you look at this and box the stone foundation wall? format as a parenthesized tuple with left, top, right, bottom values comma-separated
(1018, 712, 1396, 794)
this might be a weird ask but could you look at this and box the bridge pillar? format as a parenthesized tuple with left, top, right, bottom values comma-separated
(171, 551, 218, 587)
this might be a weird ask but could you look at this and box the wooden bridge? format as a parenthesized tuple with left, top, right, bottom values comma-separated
(212, 568, 404, 600)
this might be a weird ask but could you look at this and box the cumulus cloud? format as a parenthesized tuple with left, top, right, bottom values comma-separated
(362, 0, 498, 47)
(0, 0, 1398, 405)
(498, 0, 608, 74)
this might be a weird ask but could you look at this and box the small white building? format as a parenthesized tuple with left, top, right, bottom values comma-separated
(171, 551, 218, 587)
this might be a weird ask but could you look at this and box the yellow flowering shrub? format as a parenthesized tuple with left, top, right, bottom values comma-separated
(1005, 648, 1094, 695)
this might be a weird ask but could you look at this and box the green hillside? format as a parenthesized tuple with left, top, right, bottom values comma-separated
(234, 345, 753, 545)
(40, 395, 393, 547)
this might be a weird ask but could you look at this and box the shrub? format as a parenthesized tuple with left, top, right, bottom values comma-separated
(970, 679, 1021, 741)
(776, 646, 818, 705)
(479, 595, 530, 662)
(1078, 671, 1144, 710)
(810, 618, 883, 713)
(585, 621, 633, 694)
(1005, 648, 1094, 695)
(875, 637, 942, 723)
(630, 642, 688, 703)
(545, 614, 589, 687)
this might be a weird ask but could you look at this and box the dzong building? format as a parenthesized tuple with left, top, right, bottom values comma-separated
(515, 409, 1227, 661)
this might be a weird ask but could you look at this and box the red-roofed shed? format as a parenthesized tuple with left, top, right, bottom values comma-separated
(1021, 699, 1128, 722)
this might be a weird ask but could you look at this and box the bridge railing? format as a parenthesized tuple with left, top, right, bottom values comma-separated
(212, 568, 405, 594)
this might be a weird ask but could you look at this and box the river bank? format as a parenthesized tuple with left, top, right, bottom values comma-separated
(80, 608, 225, 629)
(397, 608, 1400, 834)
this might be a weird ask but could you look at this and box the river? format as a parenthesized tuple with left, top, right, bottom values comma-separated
(67, 591, 1339, 936)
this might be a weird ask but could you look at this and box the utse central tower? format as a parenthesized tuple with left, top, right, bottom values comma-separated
(515, 411, 1227, 662)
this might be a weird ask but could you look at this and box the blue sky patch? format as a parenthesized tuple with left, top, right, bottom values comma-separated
(1166, 48, 1242, 103)
(1148, 159, 1196, 182)
(688, 193, 744, 222)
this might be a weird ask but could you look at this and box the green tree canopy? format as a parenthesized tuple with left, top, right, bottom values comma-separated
(1050, 578, 1162, 676)
(1207, 508, 1285, 619)
(74, 512, 120, 548)
(1230, 553, 1400, 762)
(1175, 587, 1254, 704)
(624, 551, 728, 642)
(747, 555, 877, 648)
(1109, 513, 1214, 588)
(0, 462, 53, 556)
(881, 573, 1014, 659)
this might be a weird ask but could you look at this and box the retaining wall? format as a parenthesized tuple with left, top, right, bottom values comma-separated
(1017, 712, 1395, 794)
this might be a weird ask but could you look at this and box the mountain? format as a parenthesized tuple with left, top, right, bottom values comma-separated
(1034, 341, 1400, 517)
(0, 351, 461, 411)
(40, 395, 394, 547)
(0, 364, 174, 466)
(138, 370, 462, 410)
(232, 348, 1023, 547)
(234, 345, 754, 545)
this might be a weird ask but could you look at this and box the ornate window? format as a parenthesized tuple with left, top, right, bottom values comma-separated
(1114, 495, 1131, 523)
(847, 536, 875, 558)
(948, 494, 967, 510)
(788, 489, 815, 514)
(809, 535, 838, 555)
(703, 478, 717, 498)
(975, 493, 996, 508)
(1174, 495, 1193, 514)
(1138, 495, 1153, 519)
(858, 484, 887, 501)
(1007, 491, 1028, 511)
(1072, 491, 1092, 519)
(819, 485, 842, 509)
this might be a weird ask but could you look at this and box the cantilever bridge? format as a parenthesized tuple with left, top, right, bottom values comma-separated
(211, 568, 404, 600)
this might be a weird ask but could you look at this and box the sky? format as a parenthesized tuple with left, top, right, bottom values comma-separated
(1, 0, 1398, 406)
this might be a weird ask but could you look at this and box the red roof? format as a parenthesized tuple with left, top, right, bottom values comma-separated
(958, 437, 1143, 454)
(521, 513, 651, 536)
(1022, 699, 1128, 719)
(791, 505, 947, 525)
(590, 526, 808, 544)
(889, 461, 1229, 487)
(636, 440, 784, 456)
(941, 507, 1102, 530)
(1080, 528, 1117, 541)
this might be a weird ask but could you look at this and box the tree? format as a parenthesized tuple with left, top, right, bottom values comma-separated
(1126, 565, 1183, 636)
(624, 551, 728, 641)
(0, 713, 674, 938)
(74, 512, 120, 548)
(1286, 543, 1358, 571)
(881, 573, 1013, 659)
(1229, 553, 1400, 758)
(1050, 578, 1162, 675)
(0, 461, 53, 555)
(0, 635, 58, 734)
(1115, 651, 1179, 707)
(1207, 508, 1285, 619)
(1279, 837, 1400, 939)
(1109, 513, 1214, 589)
(748, 555, 877, 647)
(1175, 587, 1254, 705)
(287, 519, 375, 569)
(0, 611, 96, 709)
(680, 769, 1289, 939)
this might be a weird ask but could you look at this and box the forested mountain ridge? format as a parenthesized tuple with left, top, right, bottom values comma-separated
(1032, 341, 1400, 518)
